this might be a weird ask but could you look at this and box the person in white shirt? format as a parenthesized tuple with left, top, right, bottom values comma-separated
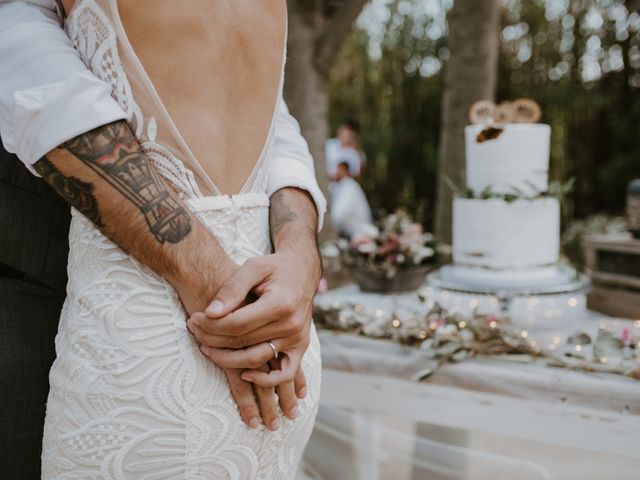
(0, 1, 326, 477)
(331, 161, 373, 238)
(325, 118, 367, 179)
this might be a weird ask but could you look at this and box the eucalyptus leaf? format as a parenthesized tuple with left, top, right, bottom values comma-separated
(593, 330, 624, 361)
(567, 332, 592, 345)
(451, 349, 469, 362)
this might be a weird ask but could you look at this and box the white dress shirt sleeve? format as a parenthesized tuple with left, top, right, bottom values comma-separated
(268, 96, 327, 231)
(0, 0, 127, 174)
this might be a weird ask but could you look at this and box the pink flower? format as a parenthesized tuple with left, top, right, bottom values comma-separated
(317, 277, 329, 294)
(619, 327, 636, 346)
(432, 317, 446, 328)
(377, 237, 400, 257)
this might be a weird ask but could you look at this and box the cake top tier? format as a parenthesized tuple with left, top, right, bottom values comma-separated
(465, 123, 551, 195)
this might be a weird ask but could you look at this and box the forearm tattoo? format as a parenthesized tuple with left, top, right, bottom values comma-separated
(34, 158, 103, 227)
(269, 189, 300, 240)
(36, 120, 191, 244)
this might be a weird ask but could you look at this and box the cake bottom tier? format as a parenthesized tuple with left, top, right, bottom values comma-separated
(452, 197, 560, 270)
(438, 264, 577, 290)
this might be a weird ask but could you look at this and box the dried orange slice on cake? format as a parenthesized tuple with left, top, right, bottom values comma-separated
(512, 98, 542, 123)
(469, 100, 496, 125)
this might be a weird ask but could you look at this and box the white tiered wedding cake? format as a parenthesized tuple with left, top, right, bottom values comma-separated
(441, 100, 572, 288)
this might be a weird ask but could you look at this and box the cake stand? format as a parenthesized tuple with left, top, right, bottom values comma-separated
(426, 265, 590, 316)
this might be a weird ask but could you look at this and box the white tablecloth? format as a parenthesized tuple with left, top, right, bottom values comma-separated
(301, 285, 640, 480)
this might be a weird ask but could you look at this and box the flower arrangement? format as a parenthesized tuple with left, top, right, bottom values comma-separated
(322, 211, 438, 292)
(342, 210, 437, 273)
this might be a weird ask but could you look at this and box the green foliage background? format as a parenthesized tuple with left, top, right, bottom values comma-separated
(329, 0, 640, 229)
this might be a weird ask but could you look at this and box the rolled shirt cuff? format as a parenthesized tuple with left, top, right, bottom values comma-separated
(2, 70, 127, 175)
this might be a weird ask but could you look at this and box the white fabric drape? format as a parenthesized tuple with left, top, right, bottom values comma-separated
(302, 286, 640, 479)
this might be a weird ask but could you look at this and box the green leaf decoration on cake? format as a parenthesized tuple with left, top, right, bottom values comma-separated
(446, 177, 575, 202)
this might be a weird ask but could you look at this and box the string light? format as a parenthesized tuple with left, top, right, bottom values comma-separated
(315, 287, 639, 378)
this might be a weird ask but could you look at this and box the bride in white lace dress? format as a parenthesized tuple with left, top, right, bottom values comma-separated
(39, 0, 323, 478)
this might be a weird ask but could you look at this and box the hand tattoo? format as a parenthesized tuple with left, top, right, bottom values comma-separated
(34, 158, 103, 227)
(40, 120, 191, 244)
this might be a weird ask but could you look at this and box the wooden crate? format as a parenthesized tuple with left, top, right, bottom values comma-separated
(584, 235, 640, 319)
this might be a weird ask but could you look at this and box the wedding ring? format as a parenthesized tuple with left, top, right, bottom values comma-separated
(267, 341, 279, 360)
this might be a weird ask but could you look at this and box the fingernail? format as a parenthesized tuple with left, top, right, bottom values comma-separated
(269, 418, 280, 431)
(241, 373, 252, 382)
(207, 300, 224, 315)
(298, 387, 307, 399)
(288, 407, 300, 420)
(248, 417, 260, 429)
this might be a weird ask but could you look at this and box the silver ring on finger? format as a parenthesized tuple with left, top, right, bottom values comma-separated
(267, 341, 279, 360)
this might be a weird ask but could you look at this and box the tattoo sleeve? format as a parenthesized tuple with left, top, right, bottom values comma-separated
(34, 158, 103, 227)
(38, 120, 191, 244)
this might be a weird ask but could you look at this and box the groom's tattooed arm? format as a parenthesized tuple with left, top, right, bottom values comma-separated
(33, 119, 233, 305)
(37, 121, 191, 244)
(34, 158, 104, 227)
(270, 188, 320, 267)
(35, 119, 295, 428)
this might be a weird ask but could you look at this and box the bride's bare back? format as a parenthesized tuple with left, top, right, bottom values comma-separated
(64, 0, 287, 195)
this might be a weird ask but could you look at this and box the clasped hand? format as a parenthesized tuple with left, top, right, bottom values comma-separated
(186, 251, 318, 431)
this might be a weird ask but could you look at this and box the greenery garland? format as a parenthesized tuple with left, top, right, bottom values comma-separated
(313, 291, 640, 381)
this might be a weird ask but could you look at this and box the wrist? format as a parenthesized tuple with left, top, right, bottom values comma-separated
(276, 239, 322, 285)
(172, 258, 237, 314)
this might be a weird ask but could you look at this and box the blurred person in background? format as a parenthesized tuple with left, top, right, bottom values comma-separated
(330, 161, 373, 238)
(325, 118, 367, 180)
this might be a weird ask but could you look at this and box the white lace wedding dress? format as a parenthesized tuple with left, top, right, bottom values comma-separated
(41, 1, 321, 478)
